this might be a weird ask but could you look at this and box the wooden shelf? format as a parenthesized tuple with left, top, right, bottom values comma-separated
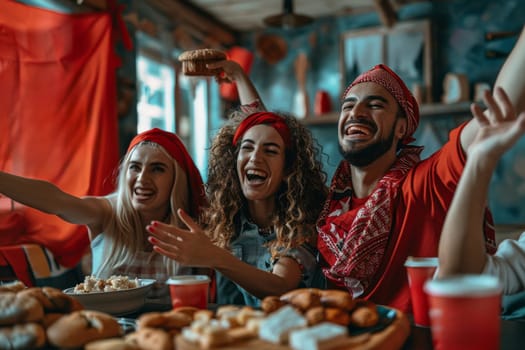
(301, 102, 472, 126)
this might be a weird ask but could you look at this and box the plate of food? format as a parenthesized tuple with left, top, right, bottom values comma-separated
(63, 275, 156, 316)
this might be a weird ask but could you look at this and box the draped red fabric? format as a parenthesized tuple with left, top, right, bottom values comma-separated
(0, 1, 120, 268)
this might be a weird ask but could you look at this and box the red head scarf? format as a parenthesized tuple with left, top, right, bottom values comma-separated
(127, 128, 207, 217)
(232, 112, 291, 148)
(343, 64, 420, 144)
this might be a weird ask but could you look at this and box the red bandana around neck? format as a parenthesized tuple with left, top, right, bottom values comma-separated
(317, 147, 422, 296)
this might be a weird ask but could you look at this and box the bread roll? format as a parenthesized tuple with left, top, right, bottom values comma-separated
(0, 322, 46, 350)
(125, 327, 173, 350)
(46, 310, 122, 348)
(0, 292, 44, 326)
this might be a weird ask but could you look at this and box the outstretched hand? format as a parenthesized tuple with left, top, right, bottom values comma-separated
(469, 86, 525, 160)
(147, 209, 217, 267)
(207, 60, 244, 84)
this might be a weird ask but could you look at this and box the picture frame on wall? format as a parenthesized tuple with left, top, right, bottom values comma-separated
(340, 19, 433, 104)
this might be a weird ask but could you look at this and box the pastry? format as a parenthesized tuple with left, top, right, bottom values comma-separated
(178, 49, 226, 76)
(46, 310, 122, 348)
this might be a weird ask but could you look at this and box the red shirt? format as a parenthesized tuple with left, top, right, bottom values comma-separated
(318, 122, 496, 312)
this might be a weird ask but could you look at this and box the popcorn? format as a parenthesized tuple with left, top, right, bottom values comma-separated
(73, 275, 139, 293)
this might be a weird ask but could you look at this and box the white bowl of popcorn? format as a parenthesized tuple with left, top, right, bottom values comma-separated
(63, 275, 156, 316)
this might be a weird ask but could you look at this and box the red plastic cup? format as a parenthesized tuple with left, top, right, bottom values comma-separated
(166, 275, 210, 309)
(404, 256, 439, 327)
(425, 275, 502, 350)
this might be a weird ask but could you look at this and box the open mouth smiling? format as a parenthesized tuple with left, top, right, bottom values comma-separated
(344, 121, 377, 138)
(134, 187, 155, 199)
(246, 169, 267, 183)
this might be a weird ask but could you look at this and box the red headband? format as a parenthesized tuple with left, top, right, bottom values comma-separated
(343, 64, 419, 144)
(232, 112, 291, 147)
(127, 128, 207, 216)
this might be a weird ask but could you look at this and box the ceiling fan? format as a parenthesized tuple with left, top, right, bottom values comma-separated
(263, 0, 314, 29)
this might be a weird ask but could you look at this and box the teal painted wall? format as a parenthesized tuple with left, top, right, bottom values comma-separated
(236, 1, 525, 225)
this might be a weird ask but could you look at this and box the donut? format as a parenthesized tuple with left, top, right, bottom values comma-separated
(46, 310, 122, 348)
(178, 49, 226, 76)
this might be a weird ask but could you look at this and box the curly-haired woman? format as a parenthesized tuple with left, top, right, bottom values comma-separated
(147, 60, 328, 305)
(148, 110, 328, 306)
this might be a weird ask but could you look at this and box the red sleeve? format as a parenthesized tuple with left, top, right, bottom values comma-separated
(405, 122, 468, 215)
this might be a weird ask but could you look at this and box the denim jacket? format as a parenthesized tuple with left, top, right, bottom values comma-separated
(215, 212, 325, 307)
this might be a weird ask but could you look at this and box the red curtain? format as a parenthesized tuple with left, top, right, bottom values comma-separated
(0, 0, 120, 268)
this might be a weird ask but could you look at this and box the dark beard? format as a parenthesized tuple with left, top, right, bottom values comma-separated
(339, 124, 396, 167)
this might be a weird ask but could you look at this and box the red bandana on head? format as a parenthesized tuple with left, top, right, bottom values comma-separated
(127, 128, 207, 217)
(232, 112, 291, 148)
(343, 64, 420, 145)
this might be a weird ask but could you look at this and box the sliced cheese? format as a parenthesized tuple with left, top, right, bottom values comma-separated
(259, 305, 307, 344)
(289, 322, 349, 350)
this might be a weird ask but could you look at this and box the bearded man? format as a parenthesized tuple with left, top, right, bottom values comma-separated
(207, 41, 525, 313)
(316, 48, 525, 312)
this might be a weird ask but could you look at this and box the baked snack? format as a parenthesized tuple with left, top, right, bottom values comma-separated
(46, 310, 122, 348)
(350, 300, 379, 328)
(18, 286, 83, 313)
(0, 292, 44, 326)
(319, 289, 355, 311)
(280, 288, 322, 311)
(125, 327, 173, 350)
(0, 322, 46, 350)
(137, 310, 192, 334)
(178, 49, 226, 76)
(85, 337, 140, 350)
(0, 280, 26, 293)
(261, 295, 286, 314)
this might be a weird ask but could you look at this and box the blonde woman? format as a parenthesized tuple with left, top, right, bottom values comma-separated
(0, 128, 207, 289)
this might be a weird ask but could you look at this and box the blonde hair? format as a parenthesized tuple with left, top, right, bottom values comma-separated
(95, 141, 191, 277)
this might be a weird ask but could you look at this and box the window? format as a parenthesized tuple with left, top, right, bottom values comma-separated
(341, 19, 433, 104)
(136, 54, 175, 133)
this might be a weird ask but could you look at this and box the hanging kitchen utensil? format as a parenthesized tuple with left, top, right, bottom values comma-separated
(263, 0, 313, 29)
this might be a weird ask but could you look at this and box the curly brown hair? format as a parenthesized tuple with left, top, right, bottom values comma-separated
(201, 110, 328, 256)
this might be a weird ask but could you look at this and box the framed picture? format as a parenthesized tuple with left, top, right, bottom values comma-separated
(340, 19, 433, 103)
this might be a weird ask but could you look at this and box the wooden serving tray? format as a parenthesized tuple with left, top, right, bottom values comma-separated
(175, 309, 410, 350)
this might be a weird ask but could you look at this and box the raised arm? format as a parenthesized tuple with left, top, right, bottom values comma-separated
(460, 25, 525, 152)
(438, 87, 525, 277)
(207, 60, 266, 109)
(0, 171, 108, 231)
